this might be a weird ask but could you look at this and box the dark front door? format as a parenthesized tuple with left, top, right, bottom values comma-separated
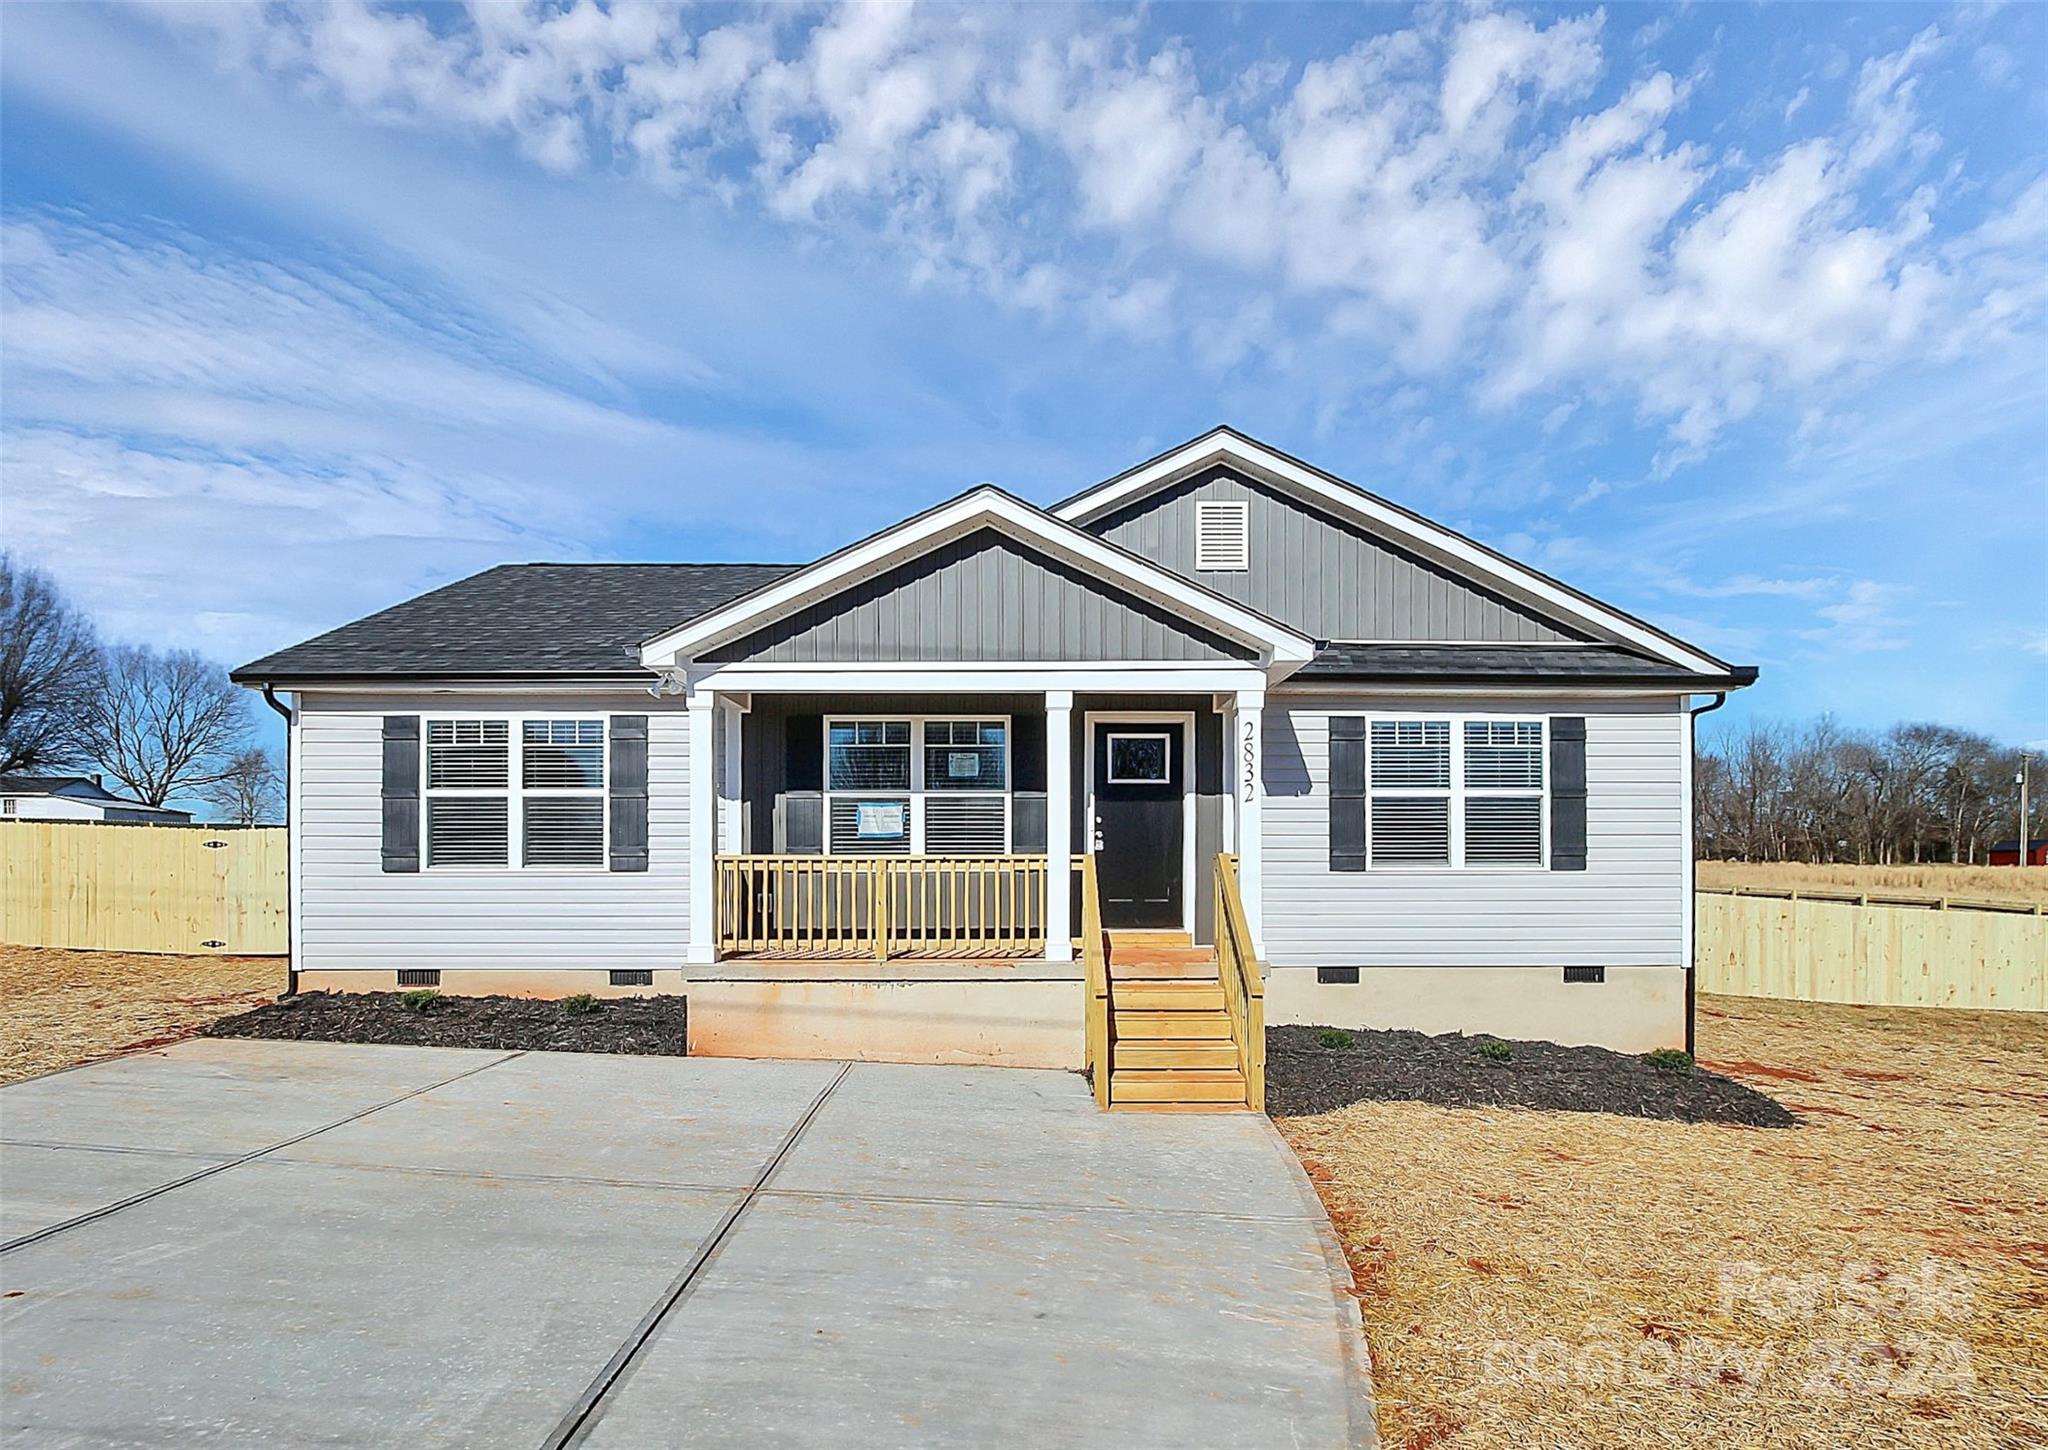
(1091, 722, 1184, 929)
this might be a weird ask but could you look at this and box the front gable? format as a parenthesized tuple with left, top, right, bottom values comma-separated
(641, 486, 1313, 678)
(702, 529, 1254, 665)
(1085, 467, 1590, 646)
(1058, 428, 1732, 676)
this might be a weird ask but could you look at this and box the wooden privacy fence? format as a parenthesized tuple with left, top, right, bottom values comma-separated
(715, 854, 1048, 959)
(1, 821, 287, 956)
(1696, 887, 2045, 1012)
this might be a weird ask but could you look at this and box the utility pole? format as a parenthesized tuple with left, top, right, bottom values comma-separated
(2021, 754, 2033, 869)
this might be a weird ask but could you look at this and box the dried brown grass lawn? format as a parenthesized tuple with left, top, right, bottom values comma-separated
(1279, 994, 2048, 1450)
(0, 944, 283, 1084)
(1700, 860, 2048, 907)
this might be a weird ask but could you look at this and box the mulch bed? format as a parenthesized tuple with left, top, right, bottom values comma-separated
(204, 992, 688, 1056)
(1267, 1024, 1797, 1126)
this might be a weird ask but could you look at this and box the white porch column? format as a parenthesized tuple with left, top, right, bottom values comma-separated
(1044, 689, 1073, 962)
(1233, 688, 1265, 955)
(718, 699, 745, 853)
(687, 687, 718, 964)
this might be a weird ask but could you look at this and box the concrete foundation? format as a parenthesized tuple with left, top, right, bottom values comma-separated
(684, 978, 1085, 1069)
(1264, 963, 1686, 1053)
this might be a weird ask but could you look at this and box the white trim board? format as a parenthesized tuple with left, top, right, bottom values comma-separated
(691, 665, 1270, 695)
(640, 486, 1314, 677)
(1054, 429, 1727, 677)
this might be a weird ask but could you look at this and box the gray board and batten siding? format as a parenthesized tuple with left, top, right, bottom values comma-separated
(702, 532, 1254, 665)
(1084, 469, 1593, 646)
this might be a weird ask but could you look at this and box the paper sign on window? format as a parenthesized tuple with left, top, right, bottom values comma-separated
(856, 802, 906, 838)
(947, 752, 981, 780)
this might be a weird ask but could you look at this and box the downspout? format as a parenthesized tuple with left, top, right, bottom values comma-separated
(1684, 691, 1728, 1058)
(261, 684, 298, 997)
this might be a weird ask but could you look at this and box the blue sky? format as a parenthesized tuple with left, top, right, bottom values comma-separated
(3, 0, 2044, 773)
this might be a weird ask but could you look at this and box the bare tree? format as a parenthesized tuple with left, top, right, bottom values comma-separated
(1697, 716, 2042, 865)
(200, 746, 284, 825)
(0, 555, 100, 774)
(83, 646, 251, 807)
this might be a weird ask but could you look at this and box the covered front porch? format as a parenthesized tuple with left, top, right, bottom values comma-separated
(685, 681, 1268, 967)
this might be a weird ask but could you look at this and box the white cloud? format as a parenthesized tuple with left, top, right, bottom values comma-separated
(113, 2, 2048, 460)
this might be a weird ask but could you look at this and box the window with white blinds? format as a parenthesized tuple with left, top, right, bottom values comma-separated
(824, 716, 1011, 856)
(1463, 721, 1544, 865)
(424, 717, 606, 869)
(1364, 717, 1545, 868)
(1195, 499, 1251, 571)
(1368, 721, 1451, 865)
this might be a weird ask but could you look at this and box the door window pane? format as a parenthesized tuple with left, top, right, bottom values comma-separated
(1106, 733, 1169, 783)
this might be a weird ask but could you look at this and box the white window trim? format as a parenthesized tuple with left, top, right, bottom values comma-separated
(1364, 712, 1548, 872)
(821, 714, 1014, 857)
(421, 711, 612, 873)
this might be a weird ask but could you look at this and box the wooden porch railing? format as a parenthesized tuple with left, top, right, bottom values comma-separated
(1078, 853, 1110, 1108)
(715, 855, 1049, 959)
(1213, 853, 1265, 1112)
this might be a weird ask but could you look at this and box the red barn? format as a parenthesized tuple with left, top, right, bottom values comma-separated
(1989, 837, 2048, 866)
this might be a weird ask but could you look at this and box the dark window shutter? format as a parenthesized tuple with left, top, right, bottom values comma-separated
(609, 715, 650, 872)
(1328, 716, 1366, 872)
(1550, 716, 1587, 871)
(381, 716, 420, 873)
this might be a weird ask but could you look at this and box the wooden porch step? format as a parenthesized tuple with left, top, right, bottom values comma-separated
(1110, 1068, 1248, 1105)
(1110, 981, 1224, 1012)
(1112, 1009, 1235, 1040)
(1108, 958, 1221, 980)
(1107, 930, 1194, 949)
(1113, 1039, 1240, 1070)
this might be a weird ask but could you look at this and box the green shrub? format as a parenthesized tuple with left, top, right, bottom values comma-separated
(1646, 1047, 1695, 1075)
(1476, 1037, 1513, 1063)
(561, 993, 600, 1018)
(1318, 1029, 1355, 1050)
(400, 989, 442, 1013)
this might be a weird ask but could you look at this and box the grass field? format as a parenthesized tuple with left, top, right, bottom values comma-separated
(1699, 860, 2048, 906)
(0, 945, 284, 1084)
(1279, 994, 2048, 1449)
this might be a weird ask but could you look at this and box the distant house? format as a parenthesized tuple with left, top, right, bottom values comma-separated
(234, 425, 1757, 1090)
(0, 775, 192, 825)
(1990, 838, 2048, 867)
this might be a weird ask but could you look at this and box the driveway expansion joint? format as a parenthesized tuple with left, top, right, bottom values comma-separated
(0, 1049, 528, 1255)
(543, 1061, 854, 1450)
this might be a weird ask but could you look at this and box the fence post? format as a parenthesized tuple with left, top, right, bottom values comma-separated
(872, 859, 889, 962)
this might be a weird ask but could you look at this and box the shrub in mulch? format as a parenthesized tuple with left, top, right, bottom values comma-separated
(1267, 1024, 1798, 1127)
(204, 992, 688, 1057)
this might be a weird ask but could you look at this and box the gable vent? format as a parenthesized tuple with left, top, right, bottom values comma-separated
(1195, 500, 1250, 571)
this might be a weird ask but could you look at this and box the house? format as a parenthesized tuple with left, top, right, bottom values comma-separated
(232, 427, 1754, 1099)
(0, 775, 193, 824)
(1989, 838, 2047, 867)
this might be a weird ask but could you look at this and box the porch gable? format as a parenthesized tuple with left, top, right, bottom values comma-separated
(700, 530, 1255, 666)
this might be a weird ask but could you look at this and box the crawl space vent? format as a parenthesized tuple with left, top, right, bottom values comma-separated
(396, 969, 441, 988)
(609, 969, 653, 987)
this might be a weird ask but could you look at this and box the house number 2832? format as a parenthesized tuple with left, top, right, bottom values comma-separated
(1241, 718, 1257, 803)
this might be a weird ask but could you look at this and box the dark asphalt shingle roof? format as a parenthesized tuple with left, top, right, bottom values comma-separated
(0, 775, 116, 798)
(232, 564, 799, 681)
(233, 566, 1754, 687)
(1298, 644, 1756, 687)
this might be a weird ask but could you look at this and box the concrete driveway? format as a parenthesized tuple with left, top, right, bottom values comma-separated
(0, 1040, 1372, 1448)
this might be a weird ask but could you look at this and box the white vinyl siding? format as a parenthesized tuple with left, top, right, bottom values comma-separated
(295, 692, 690, 972)
(1263, 694, 1686, 967)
